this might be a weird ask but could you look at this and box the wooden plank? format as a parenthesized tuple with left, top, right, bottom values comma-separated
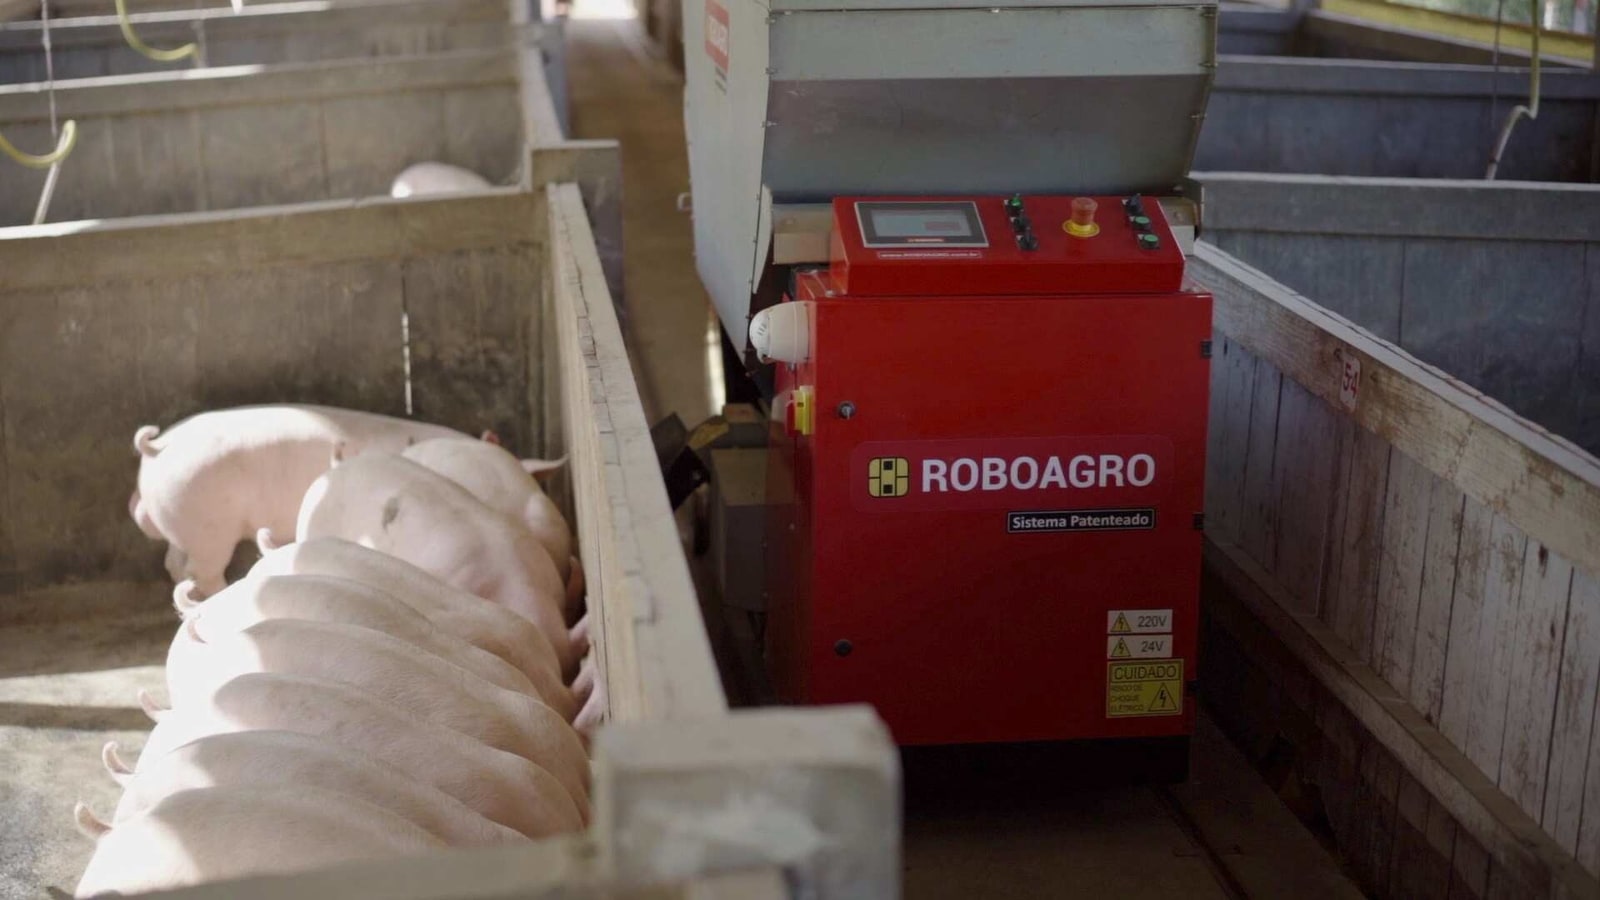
(1554, 572, 1600, 871)
(1165, 713, 1367, 900)
(1193, 244, 1600, 585)
(1462, 515, 1529, 780)
(1239, 358, 1282, 570)
(1205, 536, 1600, 900)
(546, 183, 725, 722)
(1449, 831, 1492, 900)
(0, 191, 539, 289)
(1371, 449, 1434, 697)
(1270, 378, 1342, 614)
(1318, 416, 1357, 635)
(1439, 497, 1495, 752)
(1207, 336, 1258, 543)
(1326, 426, 1392, 661)
(1392, 770, 1447, 900)
(1410, 473, 1466, 724)
(1498, 545, 1574, 822)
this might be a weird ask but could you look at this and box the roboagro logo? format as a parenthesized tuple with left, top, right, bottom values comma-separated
(850, 435, 1173, 523)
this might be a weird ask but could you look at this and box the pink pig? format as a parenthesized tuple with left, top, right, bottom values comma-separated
(128, 405, 469, 596)
(295, 452, 581, 676)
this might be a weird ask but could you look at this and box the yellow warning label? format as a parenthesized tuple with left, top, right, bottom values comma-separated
(1110, 637, 1131, 658)
(1110, 612, 1131, 634)
(1107, 660, 1184, 718)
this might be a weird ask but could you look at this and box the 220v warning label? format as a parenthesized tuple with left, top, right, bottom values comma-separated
(1107, 660, 1184, 718)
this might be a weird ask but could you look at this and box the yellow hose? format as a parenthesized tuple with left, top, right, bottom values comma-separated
(115, 0, 197, 62)
(0, 119, 77, 169)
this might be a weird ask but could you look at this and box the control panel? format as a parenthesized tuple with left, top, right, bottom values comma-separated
(827, 194, 1187, 298)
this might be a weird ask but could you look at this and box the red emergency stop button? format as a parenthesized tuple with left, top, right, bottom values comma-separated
(1065, 197, 1100, 238)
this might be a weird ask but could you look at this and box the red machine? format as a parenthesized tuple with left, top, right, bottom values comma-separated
(760, 194, 1212, 748)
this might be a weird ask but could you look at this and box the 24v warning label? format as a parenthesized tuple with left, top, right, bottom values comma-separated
(1107, 660, 1184, 718)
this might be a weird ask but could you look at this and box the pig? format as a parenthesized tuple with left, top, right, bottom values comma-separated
(171, 573, 557, 708)
(296, 451, 580, 676)
(99, 730, 525, 847)
(389, 161, 492, 198)
(132, 673, 584, 837)
(400, 438, 575, 583)
(239, 537, 578, 707)
(130, 404, 470, 596)
(163, 617, 590, 811)
(73, 787, 443, 898)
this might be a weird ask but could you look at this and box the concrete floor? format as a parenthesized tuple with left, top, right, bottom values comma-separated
(563, 11, 717, 427)
(0, 583, 171, 899)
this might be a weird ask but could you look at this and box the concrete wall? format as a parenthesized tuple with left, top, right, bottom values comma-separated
(0, 192, 544, 594)
(1195, 172, 1600, 455)
(0, 0, 514, 84)
(0, 50, 523, 225)
(1197, 57, 1600, 182)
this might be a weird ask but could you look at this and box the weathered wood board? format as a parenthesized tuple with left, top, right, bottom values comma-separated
(1193, 241, 1600, 896)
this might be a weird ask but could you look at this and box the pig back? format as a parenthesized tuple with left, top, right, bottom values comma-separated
(248, 539, 565, 688)
(202, 673, 583, 837)
(402, 439, 575, 581)
(185, 574, 541, 698)
(111, 731, 527, 847)
(76, 786, 442, 898)
(165, 618, 590, 808)
(295, 456, 574, 672)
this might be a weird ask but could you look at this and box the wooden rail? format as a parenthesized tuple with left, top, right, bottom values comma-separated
(1193, 242, 1600, 898)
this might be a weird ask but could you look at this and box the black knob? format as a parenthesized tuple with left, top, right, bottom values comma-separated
(1019, 232, 1039, 251)
(834, 639, 853, 657)
(1124, 194, 1145, 217)
(1011, 215, 1030, 234)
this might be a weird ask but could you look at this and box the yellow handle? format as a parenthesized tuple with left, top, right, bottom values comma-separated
(0, 120, 77, 169)
(115, 0, 197, 62)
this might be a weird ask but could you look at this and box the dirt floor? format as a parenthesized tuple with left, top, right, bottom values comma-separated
(0, 584, 172, 899)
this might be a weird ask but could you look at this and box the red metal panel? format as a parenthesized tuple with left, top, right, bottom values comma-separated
(831, 195, 1186, 297)
(767, 195, 1212, 747)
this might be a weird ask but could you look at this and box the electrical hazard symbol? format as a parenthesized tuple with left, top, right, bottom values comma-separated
(867, 457, 910, 498)
(1110, 613, 1131, 634)
(1106, 660, 1184, 718)
(1110, 638, 1131, 658)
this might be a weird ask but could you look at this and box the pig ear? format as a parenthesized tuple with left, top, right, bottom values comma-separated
(481, 430, 502, 446)
(73, 803, 111, 840)
(101, 742, 133, 786)
(521, 456, 567, 481)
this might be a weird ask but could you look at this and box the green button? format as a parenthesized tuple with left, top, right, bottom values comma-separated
(1131, 215, 1152, 229)
(1138, 233, 1160, 249)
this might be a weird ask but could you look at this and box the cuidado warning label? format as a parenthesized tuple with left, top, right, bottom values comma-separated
(1107, 660, 1184, 718)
